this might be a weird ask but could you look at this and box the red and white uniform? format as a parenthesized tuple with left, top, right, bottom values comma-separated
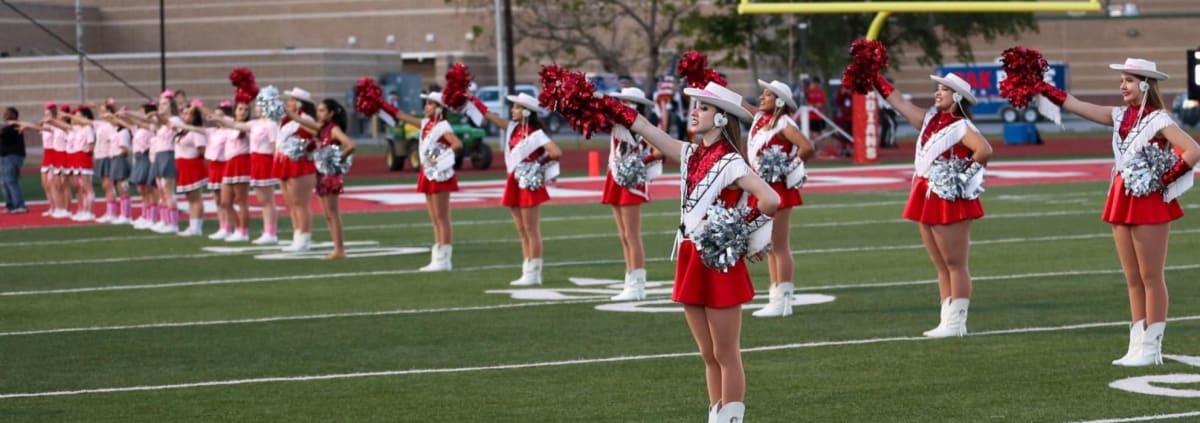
(175, 130, 208, 192)
(416, 117, 459, 194)
(314, 121, 344, 197)
(67, 125, 96, 175)
(1102, 105, 1189, 225)
(902, 110, 985, 225)
(601, 127, 661, 206)
(204, 127, 226, 190)
(273, 115, 317, 180)
(221, 126, 251, 185)
(248, 119, 279, 187)
(671, 140, 769, 309)
(40, 128, 60, 173)
(747, 112, 805, 209)
(51, 127, 69, 173)
(500, 123, 557, 208)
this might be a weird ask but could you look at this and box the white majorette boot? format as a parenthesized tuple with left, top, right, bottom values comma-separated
(419, 244, 442, 271)
(419, 245, 453, 272)
(924, 298, 969, 338)
(511, 258, 543, 286)
(440, 244, 453, 270)
(753, 282, 795, 317)
(1119, 321, 1165, 367)
(708, 403, 720, 423)
(510, 259, 530, 285)
(281, 232, 311, 252)
(715, 401, 744, 423)
(922, 298, 952, 337)
(611, 269, 647, 301)
(1112, 320, 1145, 366)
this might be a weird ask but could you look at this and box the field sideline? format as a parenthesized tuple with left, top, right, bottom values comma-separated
(2, 161, 1200, 422)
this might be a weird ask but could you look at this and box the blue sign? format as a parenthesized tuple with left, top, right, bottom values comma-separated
(935, 62, 1069, 116)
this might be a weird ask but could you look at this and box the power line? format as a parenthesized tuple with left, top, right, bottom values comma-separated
(1, 0, 153, 101)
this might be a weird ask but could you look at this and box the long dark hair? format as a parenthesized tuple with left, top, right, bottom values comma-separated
(78, 107, 95, 120)
(322, 98, 347, 131)
(954, 102, 975, 121)
(298, 99, 317, 118)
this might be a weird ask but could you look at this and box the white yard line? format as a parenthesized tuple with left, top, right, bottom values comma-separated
(6, 264, 1199, 337)
(1, 314, 1195, 400)
(1063, 411, 1200, 423)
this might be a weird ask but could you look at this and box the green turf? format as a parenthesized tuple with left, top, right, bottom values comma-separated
(1, 181, 1199, 422)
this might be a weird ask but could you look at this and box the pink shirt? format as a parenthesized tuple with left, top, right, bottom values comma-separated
(222, 127, 250, 157)
(150, 117, 183, 154)
(52, 127, 68, 152)
(175, 131, 206, 159)
(204, 127, 225, 162)
(248, 119, 278, 155)
(93, 121, 115, 159)
(66, 126, 94, 154)
(132, 128, 152, 153)
(109, 128, 131, 157)
(41, 129, 54, 150)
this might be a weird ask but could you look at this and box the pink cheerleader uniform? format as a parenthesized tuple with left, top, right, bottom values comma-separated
(500, 123, 551, 208)
(600, 134, 656, 206)
(248, 119, 279, 187)
(314, 121, 344, 197)
(416, 118, 460, 194)
(92, 121, 114, 179)
(174, 131, 208, 192)
(64, 126, 84, 175)
(1102, 105, 1184, 225)
(747, 113, 803, 209)
(672, 140, 757, 308)
(222, 127, 251, 185)
(40, 128, 57, 173)
(273, 116, 317, 180)
(902, 111, 985, 225)
(204, 128, 226, 190)
(51, 128, 69, 174)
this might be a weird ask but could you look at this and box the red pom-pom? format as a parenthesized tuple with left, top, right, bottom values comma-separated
(229, 68, 256, 89)
(677, 51, 725, 89)
(234, 85, 259, 104)
(841, 39, 889, 95)
(999, 46, 1049, 109)
(443, 63, 473, 110)
(538, 65, 621, 138)
(354, 77, 384, 117)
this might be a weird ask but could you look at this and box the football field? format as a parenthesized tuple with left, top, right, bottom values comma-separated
(2, 178, 1200, 422)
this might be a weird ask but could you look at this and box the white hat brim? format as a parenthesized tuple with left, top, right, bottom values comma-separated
(683, 87, 752, 123)
(609, 93, 655, 107)
(1108, 64, 1169, 80)
(929, 75, 978, 105)
(419, 94, 447, 108)
(757, 80, 797, 110)
(506, 95, 545, 114)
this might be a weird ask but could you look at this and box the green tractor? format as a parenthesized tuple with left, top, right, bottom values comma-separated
(385, 113, 491, 172)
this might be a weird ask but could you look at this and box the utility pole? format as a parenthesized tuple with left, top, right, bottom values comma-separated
(75, 0, 85, 103)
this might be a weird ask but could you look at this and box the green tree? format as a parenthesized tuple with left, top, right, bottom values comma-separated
(681, 0, 1038, 84)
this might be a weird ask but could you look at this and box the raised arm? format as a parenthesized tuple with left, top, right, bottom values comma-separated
(284, 108, 321, 133)
(629, 115, 687, 163)
(391, 108, 423, 127)
(210, 115, 251, 133)
(1060, 95, 1114, 127)
(872, 77, 927, 129)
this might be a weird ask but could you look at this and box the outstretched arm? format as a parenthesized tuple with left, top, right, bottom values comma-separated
(873, 77, 927, 129)
(629, 115, 687, 163)
(285, 108, 321, 133)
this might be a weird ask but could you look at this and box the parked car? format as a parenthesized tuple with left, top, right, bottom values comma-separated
(474, 84, 565, 135)
(384, 112, 491, 172)
(1173, 92, 1199, 127)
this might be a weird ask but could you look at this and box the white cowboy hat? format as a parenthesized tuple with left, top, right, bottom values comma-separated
(682, 82, 752, 123)
(929, 73, 978, 105)
(1108, 58, 1169, 80)
(420, 91, 447, 107)
(506, 92, 545, 114)
(756, 79, 797, 110)
(283, 87, 313, 103)
(609, 87, 655, 107)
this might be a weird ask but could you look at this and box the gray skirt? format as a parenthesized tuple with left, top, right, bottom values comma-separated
(109, 155, 131, 181)
(151, 151, 176, 180)
(130, 152, 154, 185)
(94, 157, 111, 178)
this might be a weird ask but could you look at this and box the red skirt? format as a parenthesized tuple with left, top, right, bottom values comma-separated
(272, 154, 316, 180)
(249, 153, 278, 187)
(600, 172, 648, 206)
(175, 157, 208, 192)
(417, 169, 460, 194)
(902, 177, 985, 225)
(500, 173, 549, 208)
(768, 181, 802, 209)
(672, 239, 756, 308)
(207, 160, 226, 190)
(71, 152, 94, 174)
(1102, 175, 1184, 225)
(316, 173, 344, 197)
(223, 154, 251, 184)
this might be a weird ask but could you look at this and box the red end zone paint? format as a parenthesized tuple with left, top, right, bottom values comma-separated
(0, 159, 1130, 229)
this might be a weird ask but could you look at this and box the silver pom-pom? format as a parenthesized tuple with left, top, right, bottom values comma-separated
(1121, 143, 1179, 197)
(281, 136, 309, 160)
(756, 145, 799, 184)
(255, 85, 285, 121)
(926, 157, 983, 200)
(692, 204, 754, 272)
(515, 161, 546, 190)
(422, 144, 453, 182)
(314, 145, 352, 175)
(614, 149, 649, 188)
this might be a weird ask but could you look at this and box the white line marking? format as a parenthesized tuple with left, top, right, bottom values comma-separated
(7, 265, 1199, 337)
(2, 315, 1196, 400)
(1064, 411, 1200, 423)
